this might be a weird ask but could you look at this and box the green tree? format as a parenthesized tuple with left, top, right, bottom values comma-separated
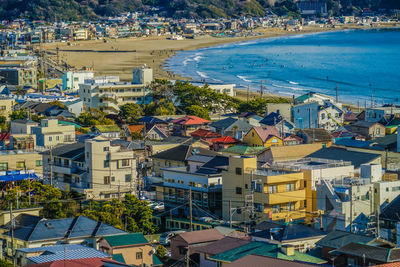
(185, 105, 210, 120)
(155, 245, 167, 259)
(118, 103, 144, 123)
(0, 258, 13, 267)
(76, 108, 114, 126)
(10, 109, 28, 120)
(144, 99, 176, 116)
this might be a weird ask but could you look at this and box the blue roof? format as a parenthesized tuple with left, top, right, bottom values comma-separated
(0, 172, 38, 182)
(10, 216, 126, 242)
(334, 139, 380, 149)
(137, 116, 166, 124)
(19, 244, 110, 264)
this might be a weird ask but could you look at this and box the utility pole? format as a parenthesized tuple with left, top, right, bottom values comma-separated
(247, 84, 250, 101)
(260, 80, 263, 98)
(49, 146, 53, 186)
(229, 200, 232, 228)
(371, 94, 374, 107)
(16, 190, 19, 210)
(189, 187, 192, 232)
(186, 246, 190, 267)
(350, 186, 353, 233)
(170, 209, 172, 231)
(377, 208, 380, 237)
(308, 108, 311, 129)
(10, 204, 14, 261)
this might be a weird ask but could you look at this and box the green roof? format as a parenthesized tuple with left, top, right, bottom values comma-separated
(58, 120, 81, 128)
(153, 254, 163, 266)
(95, 125, 121, 133)
(104, 233, 148, 247)
(222, 145, 266, 155)
(112, 253, 126, 263)
(209, 241, 325, 264)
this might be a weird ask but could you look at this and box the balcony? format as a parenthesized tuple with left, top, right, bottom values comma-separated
(265, 189, 306, 205)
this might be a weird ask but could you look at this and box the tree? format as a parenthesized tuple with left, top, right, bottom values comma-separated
(118, 103, 144, 123)
(144, 100, 176, 116)
(10, 109, 28, 120)
(185, 105, 210, 120)
(0, 258, 13, 267)
(48, 101, 66, 109)
(76, 108, 114, 126)
(155, 245, 167, 259)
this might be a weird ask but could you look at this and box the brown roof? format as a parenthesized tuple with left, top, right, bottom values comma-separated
(176, 229, 224, 245)
(269, 143, 323, 162)
(226, 254, 315, 267)
(298, 128, 332, 142)
(126, 125, 145, 134)
(252, 126, 280, 143)
(196, 236, 250, 256)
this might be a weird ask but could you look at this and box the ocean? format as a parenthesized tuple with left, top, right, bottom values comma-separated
(165, 28, 400, 105)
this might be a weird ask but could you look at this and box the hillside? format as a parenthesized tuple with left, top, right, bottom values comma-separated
(0, 0, 398, 21)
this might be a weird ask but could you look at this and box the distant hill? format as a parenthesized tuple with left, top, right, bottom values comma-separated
(0, 0, 399, 21)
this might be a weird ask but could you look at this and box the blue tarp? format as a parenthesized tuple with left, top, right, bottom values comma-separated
(0, 173, 38, 182)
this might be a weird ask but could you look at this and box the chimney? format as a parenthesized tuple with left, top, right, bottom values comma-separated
(397, 125, 400, 153)
(281, 245, 295, 256)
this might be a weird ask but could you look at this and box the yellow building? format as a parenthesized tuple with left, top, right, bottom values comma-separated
(243, 126, 283, 148)
(0, 98, 15, 120)
(222, 156, 306, 224)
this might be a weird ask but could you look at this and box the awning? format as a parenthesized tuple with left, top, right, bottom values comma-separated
(0, 173, 38, 182)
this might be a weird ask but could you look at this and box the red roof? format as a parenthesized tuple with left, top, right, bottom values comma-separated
(171, 116, 210, 125)
(191, 128, 221, 138)
(27, 258, 127, 267)
(211, 136, 239, 144)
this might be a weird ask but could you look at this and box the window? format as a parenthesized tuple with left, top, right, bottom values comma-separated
(0, 106, 6, 110)
(111, 176, 115, 182)
(236, 187, 242, 195)
(104, 160, 110, 168)
(36, 160, 42, 167)
(104, 176, 110, 184)
(376, 128, 381, 135)
(286, 183, 295, 192)
(0, 162, 7, 171)
(136, 252, 142, 260)
(287, 202, 295, 211)
(235, 168, 242, 175)
(16, 161, 25, 169)
(254, 203, 263, 212)
(321, 113, 325, 120)
(125, 174, 131, 182)
(56, 136, 59, 141)
(121, 159, 129, 167)
(49, 136, 52, 142)
(86, 152, 89, 159)
(268, 185, 277, 194)
(271, 205, 281, 213)
(103, 147, 109, 152)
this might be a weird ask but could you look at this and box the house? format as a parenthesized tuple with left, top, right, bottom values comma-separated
(42, 137, 137, 200)
(260, 111, 295, 135)
(238, 112, 263, 126)
(146, 125, 169, 141)
(380, 194, 400, 245)
(210, 136, 240, 151)
(10, 119, 39, 134)
(222, 156, 306, 224)
(30, 119, 75, 147)
(62, 70, 94, 92)
(315, 230, 376, 264)
(296, 128, 332, 146)
(0, 149, 43, 178)
(124, 125, 145, 138)
(15, 244, 111, 266)
(170, 229, 224, 260)
(1, 216, 126, 257)
(190, 128, 221, 141)
(208, 241, 326, 265)
(258, 143, 323, 164)
(196, 236, 251, 267)
(350, 121, 386, 140)
(294, 101, 343, 131)
(283, 134, 303, 146)
(243, 126, 282, 148)
(251, 221, 326, 252)
(294, 92, 334, 105)
(265, 103, 292, 121)
(0, 97, 15, 120)
(63, 99, 84, 117)
(99, 233, 162, 266)
(209, 117, 253, 140)
(221, 145, 267, 157)
(93, 125, 121, 139)
(226, 254, 317, 267)
(171, 115, 210, 136)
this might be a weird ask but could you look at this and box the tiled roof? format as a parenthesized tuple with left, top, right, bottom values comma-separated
(151, 144, 218, 161)
(269, 143, 323, 162)
(104, 233, 148, 247)
(137, 116, 167, 124)
(95, 125, 121, 133)
(175, 228, 224, 244)
(332, 242, 391, 262)
(222, 145, 266, 155)
(126, 125, 145, 134)
(171, 115, 210, 125)
(196, 236, 250, 255)
(316, 230, 375, 249)
(298, 128, 332, 142)
(190, 128, 221, 138)
(210, 136, 239, 144)
(152, 254, 163, 266)
(209, 117, 238, 130)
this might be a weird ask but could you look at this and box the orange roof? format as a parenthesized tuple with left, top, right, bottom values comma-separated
(191, 128, 221, 138)
(211, 136, 239, 144)
(171, 116, 210, 125)
(126, 125, 145, 134)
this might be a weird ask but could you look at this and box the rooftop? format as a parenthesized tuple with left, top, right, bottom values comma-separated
(103, 233, 148, 247)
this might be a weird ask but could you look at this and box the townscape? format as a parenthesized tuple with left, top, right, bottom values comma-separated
(0, 1, 399, 266)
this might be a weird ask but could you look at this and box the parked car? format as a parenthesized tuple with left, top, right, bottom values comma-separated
(159, 230, 186, 245)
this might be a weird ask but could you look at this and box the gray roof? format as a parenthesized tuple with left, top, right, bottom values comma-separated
(316, 230, 375, 249)
(352, 121, 383, 128)
(151, 144, 218, 162)
(41, 142, 85, 159)
(332, 242, 397, 263)
(307, 147, 381, 168)
(9, 216, 126, 242)
(210, 117, 252, 132)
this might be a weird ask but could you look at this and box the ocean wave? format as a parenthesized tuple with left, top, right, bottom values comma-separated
(197, 71, 209, 79)
(271, 83, 305, 91)
(237, 75, 252, 83)
(288, 81, 299, 85)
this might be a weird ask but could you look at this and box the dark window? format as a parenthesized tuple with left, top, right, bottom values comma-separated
(235, 168, 242, 175)
(136, 252, 142, 259)
(236, 187, 242, 194)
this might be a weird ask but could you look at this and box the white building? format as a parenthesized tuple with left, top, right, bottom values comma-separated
(62, 71, 94, 92)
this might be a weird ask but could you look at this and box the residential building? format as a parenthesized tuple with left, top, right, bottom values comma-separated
(296, 128, 332, 146)
(251, 221, 326, 252)
(297, 0, 328, 16)
(15, 244, 111, 266)
(258, 143, 323, 164)
(79, 68, 152, 115)
(243, 126, 282, 148)
(260, 112, 295, 135)
(171, 116, 210, 136)
(0, 216, 126, 257)
(210, 136, 240, 151)
(294, 100, 343, 131)
(62, 70, 94, 92)
(63, 99, 84, 116)
(0, 149, 43, 177)
(30, 119, 75, 148)
(265, 103, 292, 121)
(23, 258, 129, 267)
(10, 119, 38, 134)
(379, 194, 400, 245)
(190, 128, 221, 141)
(42, 137, 137, 200)
(365, 106, 400, 123)
(209, 117, 253, 140)
(93, 125, 121, 139)
(294, 92, 334, 105)
(0, 67, 37, 87)
(222, 156, 306, 224)
(350, 121, 386, 139)
(99, 233, 162, 266)
(0, 98, 15, 120)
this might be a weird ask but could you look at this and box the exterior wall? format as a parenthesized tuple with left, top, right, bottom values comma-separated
(294, 102, 319, 129)
(0, 68, 37, 87)
(31, 119, 75, 147)
(152, 158, 185, 177)
(243, 128, 264, 146)
(0, 151, 43, 174)
(11, 121, 38, 134)
(0, 98, 15, 120)
(266, 103, 292, 120)
(62, 71, 94, 91)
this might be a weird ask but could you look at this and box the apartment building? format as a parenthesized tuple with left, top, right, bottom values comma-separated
(222, 156, 306, 224)
(42, 137, 137, 200)
(0, 150, 43, 180)
(0, 98, 15, 120)
(31, 119, 75, 148)
(0, 56, 37, 87)
(62, 70, 94, 91)
(79, 67, 153, 114)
